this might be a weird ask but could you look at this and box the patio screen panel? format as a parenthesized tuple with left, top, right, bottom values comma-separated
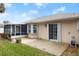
(21, 25, 27, 35)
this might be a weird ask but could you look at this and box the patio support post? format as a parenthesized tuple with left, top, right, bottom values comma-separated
(10, 25, 12, 36)
(20, 25, 21, 35)
(15, 25, 16, 36)
(27, 25, 28, 33)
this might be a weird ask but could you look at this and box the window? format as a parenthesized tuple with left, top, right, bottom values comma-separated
(33, 25, 37, 33)
(4, 25, 11, 34)
(49, 24, 57, 39)
(28, 25, 31, 33)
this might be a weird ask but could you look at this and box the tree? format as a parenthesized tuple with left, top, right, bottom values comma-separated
(0, 3, 5, 13)
(3, 20, 10, 25)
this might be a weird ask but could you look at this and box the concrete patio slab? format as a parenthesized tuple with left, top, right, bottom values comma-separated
(21, 38, 68, 56)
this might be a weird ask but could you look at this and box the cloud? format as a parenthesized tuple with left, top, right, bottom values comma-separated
(52, 6, 66, 14)
(21, 13, 33, 20)
(5, 3, 12, 8)
(21, 10, 39, 19)
(23, 3, 29, 6)
(23, 3, 47, 9)
(29, 10, 39, 15)
(0, 12, 9, 17)
(13, 10, 39, 23)
(34, 3, 48, 9)
(16, 10, 39, 23)
(21, 13, 27, 17)
(21, 10, 39, 18)
(35, 3, 44, 6)
(0, 12, 12, 23)
(15, 13, 33, 23)
(0, 9, 39, 24)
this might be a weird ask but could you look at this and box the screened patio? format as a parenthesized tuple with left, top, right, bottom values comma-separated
(4, 24, 27, 38)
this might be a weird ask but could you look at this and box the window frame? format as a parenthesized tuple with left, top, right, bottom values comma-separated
(49, 24, 58, 40)
(27, 24, 31, 33)
(33, 24, 37, 34)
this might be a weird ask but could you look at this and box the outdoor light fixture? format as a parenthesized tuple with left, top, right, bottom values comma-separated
(45, 24, 47, 27)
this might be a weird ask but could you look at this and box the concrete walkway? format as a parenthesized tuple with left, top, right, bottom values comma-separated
(21, 38, 68, 56)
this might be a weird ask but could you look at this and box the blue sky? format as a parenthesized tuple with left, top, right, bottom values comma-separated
(0, 3, 79, 24)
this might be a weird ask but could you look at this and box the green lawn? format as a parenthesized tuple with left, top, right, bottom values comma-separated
(0, 38, 79, 56)
(0, 39, 52, 56)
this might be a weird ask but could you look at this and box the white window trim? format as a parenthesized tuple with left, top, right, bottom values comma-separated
(27, 25, 29, 33)
(15, 25, 16, 36)
(77, 20, 79, 31)
(10, 25, 12, 35)
(20, 25, 21, 35)
(33, 24, 38, 34)
(57, 23, 62, 42)
(27, 24, 31, 34)
(31, 24, 33, 34)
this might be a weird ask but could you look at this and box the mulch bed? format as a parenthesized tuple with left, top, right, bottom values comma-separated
(62, 46, 79, 56)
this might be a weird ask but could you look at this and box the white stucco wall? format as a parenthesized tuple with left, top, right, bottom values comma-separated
(0, 28, 4, 33)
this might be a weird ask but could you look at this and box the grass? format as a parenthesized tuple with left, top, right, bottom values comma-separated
(0, 38, 79, 56)
(0, 38, 52, 56)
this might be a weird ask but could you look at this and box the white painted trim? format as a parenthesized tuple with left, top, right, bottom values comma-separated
(10, 25, 12, 35)
(35, 24, 38, 34)
(47, 24, 49, 40)
(27, 24, 32, 34)
(20, 25, 21, 35)
(11, 35, 27, 39)
(37, 24, 38, 33)
(27, 25, 29, 33)
(0, 28, 4, 33)
(31, 24, 33, 34)
(15, 25, 16, 36)
(77, 20, 79, 31)
(57, 23, 62, 42)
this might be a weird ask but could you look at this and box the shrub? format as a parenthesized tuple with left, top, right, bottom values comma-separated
(1, 33, 11, 40)
(16, 38, 21, 43)
(1, 34, 8, 38)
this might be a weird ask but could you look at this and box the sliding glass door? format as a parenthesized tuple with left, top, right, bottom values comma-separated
(49, 24, 57, 40)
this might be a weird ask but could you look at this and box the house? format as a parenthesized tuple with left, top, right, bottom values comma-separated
(4, 23, 27, 39)
(0, 24, 4, 37)
(0, 24, 4, 34)
(0, 23, 4, 38)
(26, 14, 79, 44)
